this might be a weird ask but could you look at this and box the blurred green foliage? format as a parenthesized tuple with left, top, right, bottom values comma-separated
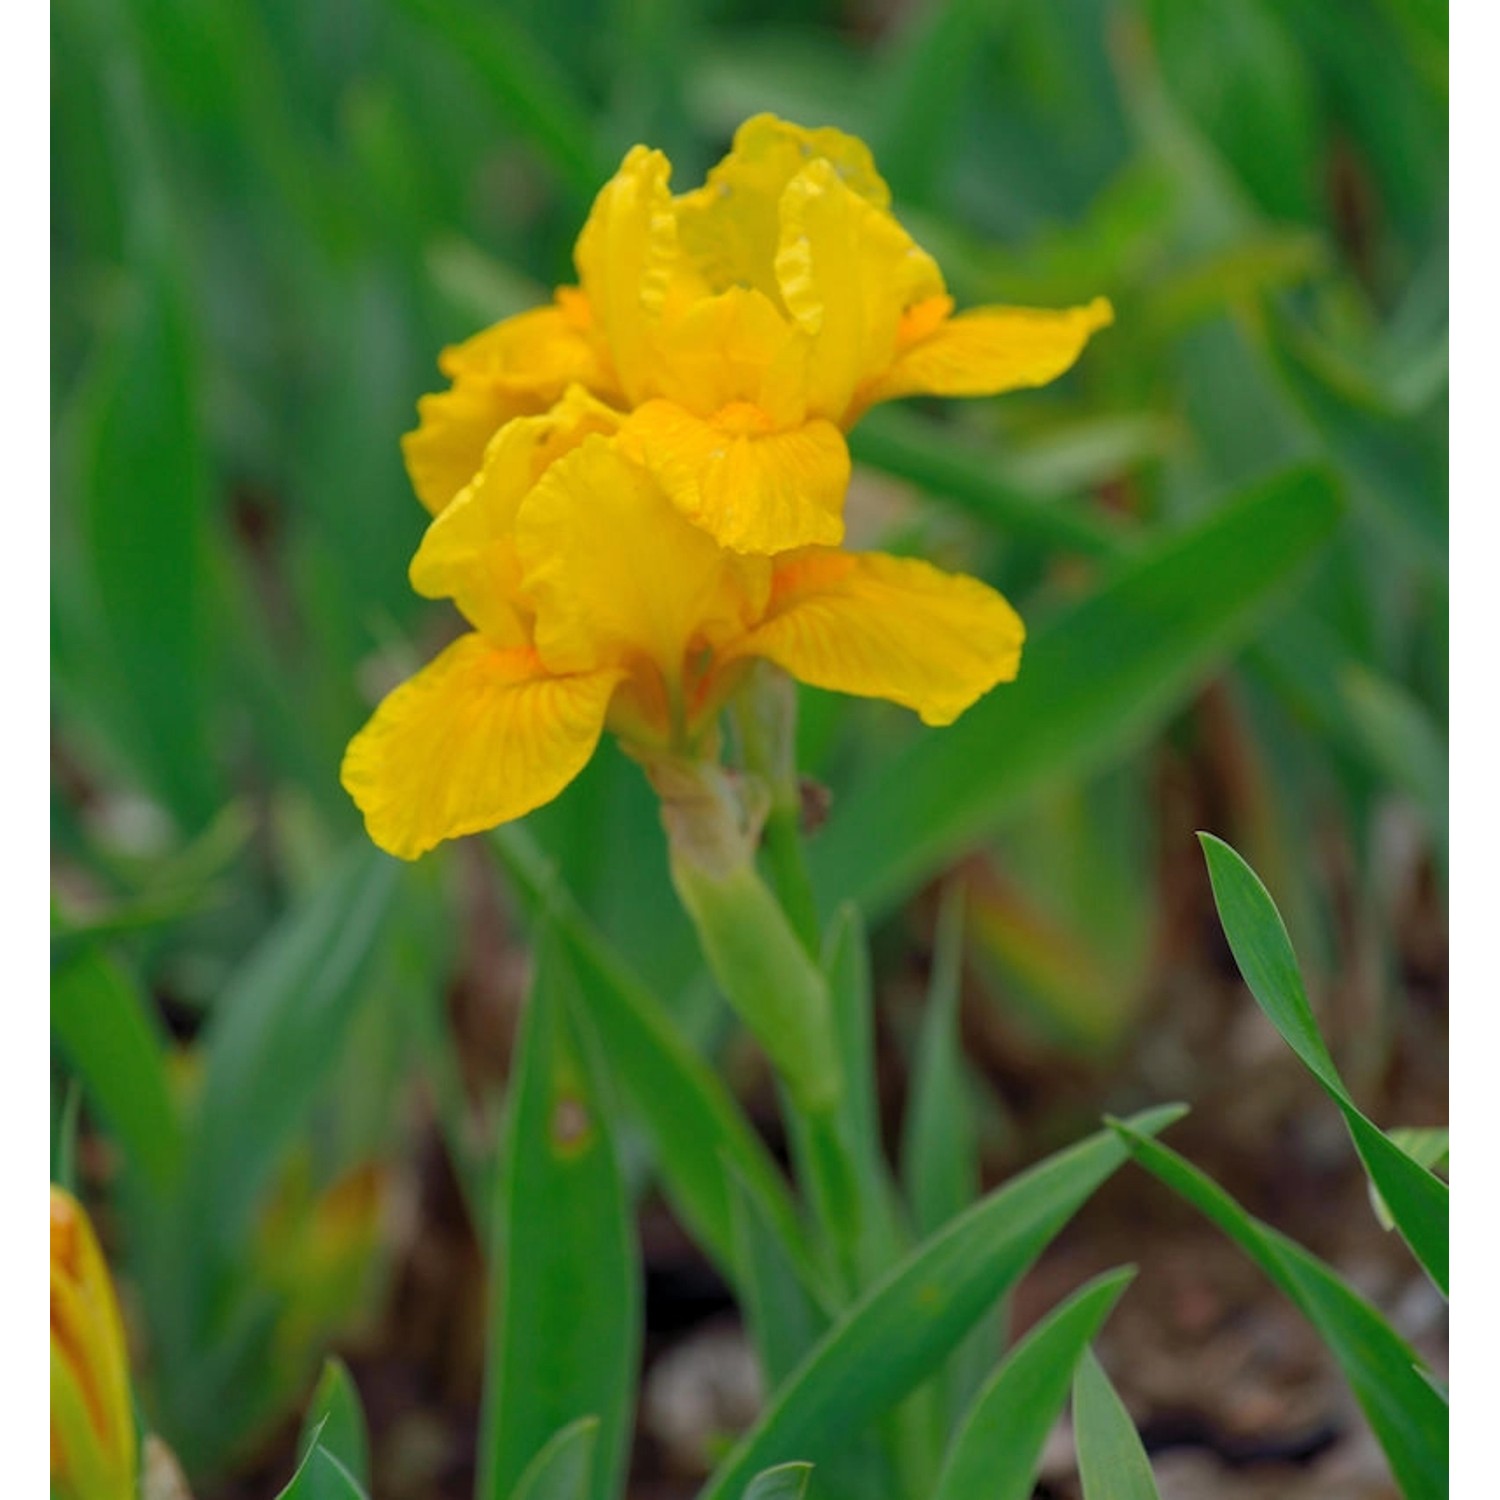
(52, 0, 1446, 1482)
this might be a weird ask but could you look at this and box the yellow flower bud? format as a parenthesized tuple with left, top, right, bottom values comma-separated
(51, 1187, 137, 1500)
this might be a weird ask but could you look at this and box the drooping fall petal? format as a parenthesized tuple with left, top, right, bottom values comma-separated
(340, 635, 622, 860)
(860, 296, 1114, 409)
(730, 549, 1025, 726)
(516, 435, 770, 679)
(621, 399, 849, 555)
(402, 296, 615, 515)
(409, 387, 621, 643)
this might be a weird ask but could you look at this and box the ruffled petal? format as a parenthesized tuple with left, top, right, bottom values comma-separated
(729, 550, 1024, 726)
(573, 147, 693, 404)
(619, 400, 849, 555)
(774, 159, 946, 421)
(437, 293, 611, 387)
(516, 435, 770, 678)
(861, 296, 1114, 409)
(409, 388, 622, 643)
(644, 285, 806, 419)
(402, 380, 546, 518)
(341, 636, 621, 859)
(404, 297, 617, 515)
(674, 113, 890, 297)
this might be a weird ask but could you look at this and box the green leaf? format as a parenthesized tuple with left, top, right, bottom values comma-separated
(807, 906, 906, 1289)
(492, 827, 815, 1292)
(394, 0, 610, 211)
(1198, 834, 1448, 1293)
(901, 886, 977, 1241)
(1339, 668, 1448, 859)
(297, 1359, 371, 1496)
(74, 256, 218, 831)
(1108, 1120, 1447, 1500)
(812, 465, 1342, 919)
(510, 1417, 599, 1500)
(51, 946, 184, 1193)
(1073, 1348, 1161, 1500)
(849, 407, 1133, 562)
(477, 922, 640, 1500)
(933, 1269, 1135, 1500)
(696, 1105, 1185, 1500)
(189, 847, 402, 1248)
(741, 1463, 814, 1500)
(277, 1421, 371, 1500)
(1264, 316, 1446, 576)
(900, 885, 994, 1432)
(1145, 0, 1318, 222)
(729, 1164, 831, 1389)
(52, 1079, 83, 1196)
(1369, 1128, 1449, 1232)
(870, 0, 1013, 207)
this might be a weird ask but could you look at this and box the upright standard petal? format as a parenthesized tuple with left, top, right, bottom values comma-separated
(730, 550, 1025, 727)
(859, 296, 1114, 410)
(402, 296, 616, 515)
(573, 147, 692, 405)
(517, 435, 770, 680)
(775, 160, 946, 421)
(621, 399, 849, 555)
(340, 636, 622, 859)
(674, 113, 890, 298)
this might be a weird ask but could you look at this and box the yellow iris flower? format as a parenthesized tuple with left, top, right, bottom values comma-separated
(344, 390, 1024, 859)
(345, 114, 1112, 860)
(51, 1188, 137, 1500)
(402, 113, 1111, 552)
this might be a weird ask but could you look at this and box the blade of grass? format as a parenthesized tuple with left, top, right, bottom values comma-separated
(1073, 1348, 1162, 1500)
(1108, 1120, 1447, 1499)
(1198, 834, 1448, 1293)
(477, 922, 640, 1500)
(697, 1105, 1185, 1500)
(933, 1269, 1135, 1500)
(51, 945, 184, 1193)
(811, 464, 1342, 919)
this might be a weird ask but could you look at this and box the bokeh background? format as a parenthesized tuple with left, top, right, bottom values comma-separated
(51, 0, 1447, 1496)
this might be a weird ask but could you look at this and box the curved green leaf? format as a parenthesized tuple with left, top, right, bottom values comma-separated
(297, 1359, 370, 1496)
(1109, 1120, 1447, 1499)
(933, 1269, 1135, 1500)
(51, 946, 183, 1193)
(697, 1105, 1185, 1500)
(1073, 1348, 1162, 1500)
(511, 1417, 599, 1500)
(1199, 834, 1447, 1293)
(477, 922, 640, 1500)
(741, 1463, 813, 1500)
(812, 465, 1342, 919)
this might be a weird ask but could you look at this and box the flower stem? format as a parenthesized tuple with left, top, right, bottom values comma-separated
(730, 664, 821, 953)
